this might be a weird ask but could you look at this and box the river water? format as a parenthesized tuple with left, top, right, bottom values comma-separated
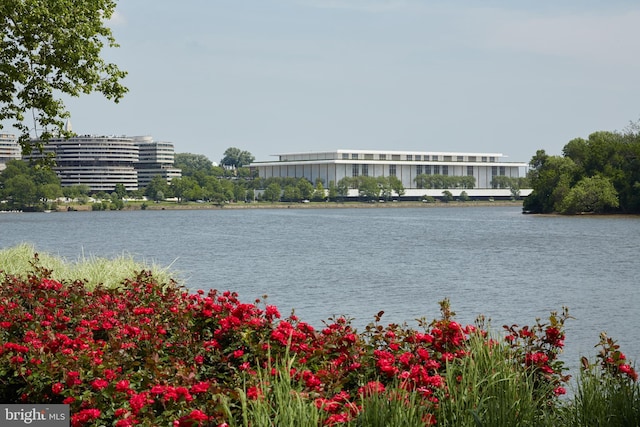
(1, 206, 638, 377)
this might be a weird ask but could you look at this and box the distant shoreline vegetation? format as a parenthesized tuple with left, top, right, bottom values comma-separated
(2, 199, 526, 213)
(524, 122, 640, 215)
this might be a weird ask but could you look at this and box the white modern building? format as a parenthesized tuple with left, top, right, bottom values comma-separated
(0, 133, 21, 171)
(28, 134, 140, 191)
(133, 136, 182, 189)
(27, 129, 181, 192)
(251, 149, 531, 199)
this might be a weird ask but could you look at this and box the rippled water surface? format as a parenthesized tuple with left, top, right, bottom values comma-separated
(2, 206, 639, 372)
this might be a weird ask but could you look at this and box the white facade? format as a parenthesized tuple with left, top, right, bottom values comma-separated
(27, 135, 181, 192)
(251, 149, 530, 198)
(28, 135, 140, 191)
(0, 133, 21, 171)
(134, 137, 182, 188)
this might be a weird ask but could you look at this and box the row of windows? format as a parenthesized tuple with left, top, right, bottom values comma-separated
(342, 153, 497, 162)
(350, 165, 506, 177)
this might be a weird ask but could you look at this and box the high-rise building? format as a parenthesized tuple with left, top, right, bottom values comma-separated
(134, 136, 182, 189)
(0, 133, 21, 171)
(27, 127, 181, 192)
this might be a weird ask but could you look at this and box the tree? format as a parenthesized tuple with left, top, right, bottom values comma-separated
(328, 181, 338, 201)
(441, 190, 454, 202)
(0, 0, 127, 154)
(388, 175, 405, 199)
(559, 175, 619, 214)
(114, 183, 127, 199)
(174, 153, 214, 176)
(358, 176, 380, 201)
(297, 179, 314, 201)
(263, 183, 281, 202)
(523, 152, 577, 214)
(220, 147, 255, 169)
(170, 176, 200, 203)
(0, 159, 61, 210)
(312, 179, 326, 201)
(145, 176, 169, 202)
(377, 176, 392, 201)
(336, 178, 350, 200)
(282, 185, 301, 202)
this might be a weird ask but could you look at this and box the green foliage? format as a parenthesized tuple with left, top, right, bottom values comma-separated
(0, 0, 127, 154)
(415, 174, 475, 189)
(526, 123, 640, 214)
(263, 182, 282, 202)
(174, 153, 215, 176)
(0, 244, 175, 290)
(0, 159, 62, 210)
(441, 190, 454, 202)
(559, 175, 619, 214)
(0, 252, 638, 426)
(221, 147, 255, 169)
(436, 334, 544, 427)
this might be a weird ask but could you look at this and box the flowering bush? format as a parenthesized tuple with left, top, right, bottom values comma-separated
(0, 259, 637, 426)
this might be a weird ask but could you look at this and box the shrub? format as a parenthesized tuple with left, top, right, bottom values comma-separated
(0, 252, 637, 426)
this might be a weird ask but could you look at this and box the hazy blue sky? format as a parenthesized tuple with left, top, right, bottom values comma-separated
(19, 1, 640, 164)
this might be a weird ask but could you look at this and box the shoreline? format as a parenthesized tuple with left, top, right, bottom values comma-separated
(78, 200, 525, 211)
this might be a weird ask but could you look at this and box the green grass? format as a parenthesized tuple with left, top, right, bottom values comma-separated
(436, 333, 555, 427)
(561, 365, 640, 427)
(0, 243, 178, 289)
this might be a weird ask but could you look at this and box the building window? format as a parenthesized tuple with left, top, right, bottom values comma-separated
(364, 153, 374, 160)
(352, 153, 359, 160)
(482, 156, 488, 162)
(425, 165, 432, 175)
(415, 155, 421, 161)
(416, 165, 423, 175)
(457, 156, 464, 162)
(433, 165, 440, 175)
(352, 164, 359, 177)
(467, 166, 474, 176)
(406, 154, 413, 161)
(392, 154, 401, 161)
(442, 165, 448, 175)
(379, 154, 386, 160)
(389, 165, 396, 176)
(432, 155, 439, 161)
(444, 155, 452, 162)
(490, 157, 496, 162)
(468, 156, 476, 162)
(500, 166, 506, 176)
(362, 164, 369, 176)
(492, 166, 498, 176)
(342, 153, 349, 160)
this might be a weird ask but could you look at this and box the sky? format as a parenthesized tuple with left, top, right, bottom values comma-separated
(7, 0, 640, 164)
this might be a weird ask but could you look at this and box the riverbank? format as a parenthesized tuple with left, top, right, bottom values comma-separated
(56, 199, 525, 212)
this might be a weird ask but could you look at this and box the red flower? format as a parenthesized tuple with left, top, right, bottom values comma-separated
(116, 380, 131, 393)
(190, 381, 210, 394)
(52, 382, 64, 394)
(91, 378, 109, 390)
(553, 386, 566, 396)
(246, 386, 261, 400)
(71, 408, 101, 427)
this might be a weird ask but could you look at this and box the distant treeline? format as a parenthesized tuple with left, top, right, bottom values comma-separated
(524, 122, 640, 214)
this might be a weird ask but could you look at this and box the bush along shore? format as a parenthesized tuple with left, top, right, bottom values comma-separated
(0, 254, 639, 426)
